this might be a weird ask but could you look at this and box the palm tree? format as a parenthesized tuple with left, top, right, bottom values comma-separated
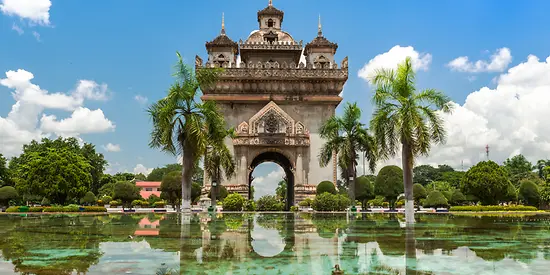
(148, 52, 225, 212)
(319, 102, 377, 205)
(370, 57, 453, 224)
(204, 128, 236, 207)
(536, 159, 550, 179)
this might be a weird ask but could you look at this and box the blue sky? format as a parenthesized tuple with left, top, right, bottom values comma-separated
(2, 0, 550, 197)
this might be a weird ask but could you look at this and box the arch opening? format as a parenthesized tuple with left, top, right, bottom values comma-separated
(249, 151, 295, 210)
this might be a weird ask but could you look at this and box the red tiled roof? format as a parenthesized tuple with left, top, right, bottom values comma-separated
(136, 181, 161, 187)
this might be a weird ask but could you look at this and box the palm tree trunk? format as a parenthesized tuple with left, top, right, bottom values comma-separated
(348, 156, 356, 207)
(181, 142, 194, 212)
(402, 142, 415, 224)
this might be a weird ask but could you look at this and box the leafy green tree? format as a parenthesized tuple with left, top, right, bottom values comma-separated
(275, 179, 287, 202)
(256, 195, 284, 211)
(413, 165, 440, 186)
(0, 154, 13, 187)
(437, 164, 454, 173)
(425, 181, 452, 192)
(80, 143, 108, 195)
(223, 193, 245, 211)
(148, 52, 224, 211)
(504, 154, 534, 187)
(440, 171, 465, 189)
(317, 181, 337, 195)
(161, 171, 182, 208)
(134, 173, 147, 181)
(356, 176, 375, 208)
(423, 191, 449, 208)
(450, 190, 466, 206)
(98, 181, 116, 197)
(0, 186, 18, 207)
(80, 191, 97, 206)
(374, 165, 403, 209)
(12, 141, 92, 205)
(461, 161, 511, 205)
(319, 102, 377, 205)
(412, 184, 427, 210)
(311, 193, 350, 211)
(518, 179, 540, 207)
(535, 159, 550, 179)
(506, 182, 518, 203)
(113, 181, 140, 208)
(370, 57, 452, 223)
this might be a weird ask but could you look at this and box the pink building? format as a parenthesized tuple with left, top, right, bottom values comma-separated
(136, 181, 161, 199)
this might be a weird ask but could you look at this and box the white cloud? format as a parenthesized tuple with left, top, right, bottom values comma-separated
(102, 143, 121, 152)
(134, 95, 148, 104)
(447, 48, 512, 73)
(0, 69, 114, 157)
(134, 164, 153, 176)
(358, 45, 432, 84)
(379, 54, 550, 171)
(0, 0, 51, 25)
(11, 23, 23, 35)
(32, 31, 40, 41)
(252, 165, 285, 198)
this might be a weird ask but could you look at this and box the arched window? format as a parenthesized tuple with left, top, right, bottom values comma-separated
(268, 19, 275, 28)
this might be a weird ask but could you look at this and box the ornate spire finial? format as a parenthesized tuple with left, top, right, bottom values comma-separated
(318, 14, 322, 36)
(269, 0, 272, 6)
(221, 12, 225, 35)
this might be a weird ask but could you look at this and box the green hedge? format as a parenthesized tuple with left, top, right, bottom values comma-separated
(82, 206, 107, 212)
(450, 205, 538, 212)
(6, 206, 19, 212)
(4, 206, 107, 213)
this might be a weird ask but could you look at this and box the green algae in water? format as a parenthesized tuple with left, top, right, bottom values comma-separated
(0, 213, 550, 274)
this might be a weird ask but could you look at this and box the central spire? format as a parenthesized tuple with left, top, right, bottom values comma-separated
(318, 14, 322, 37)
(221, 12, 225, 35)
(269, 0, 272, 6)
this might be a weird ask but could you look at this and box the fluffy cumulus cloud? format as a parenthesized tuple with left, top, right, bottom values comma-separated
(447, 48, 512, 73)
(0, 69, 114, 157)
(379, 54, 550, 171)
(252, 164, 285, 198)
(133, 164, 153, 176)
(0, 0, 51, 25)
(102, 143, 121, 152)
(358, 45, 432, 84)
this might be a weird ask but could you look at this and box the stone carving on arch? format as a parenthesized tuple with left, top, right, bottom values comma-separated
(237, 121, 249, 134)
(295, 121, 309, 135)
(249, 101, 295, 135)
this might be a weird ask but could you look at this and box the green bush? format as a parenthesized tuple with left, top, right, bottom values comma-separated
(109, 200, 121, 207)
(450, 190, 466, 206)
(413, 184, 427, 208)
(153, 201, 166, 208)
(395, 199, 405, 208)
(147, 194, 161, 205)
(290, 206, 299, 212)
(80, 191, 97, 206)
(63, 204, 80, 212)
(223, 193, 245, 211)
(368, 196, 385, 207)
(43, 206, 65, 212)
(461, 161, 511, 205)
(311, 193, 349, 211)
(83, 206, 107, 212)
(141, 201, 150, 207)
(316, 181, 336, 195)
(423, 191, 449, 208)
(100, 195, 112, 204)
(374, 165, 403, 209)
(519, 180, 540, 206)
(0, 186, 18, 206)
(41, 197, 51, 206)
(441, 191, 453, 202)
(28, 207, 45, 212)
(256, 195, 284, 211)
(298, 198, 313, 207)
(5, 206, 19, 212)
(382, 202, 389, 208)
(131, 199, 143, 207)
(243, 200, 255, 211)
(450, 205, 538, 212)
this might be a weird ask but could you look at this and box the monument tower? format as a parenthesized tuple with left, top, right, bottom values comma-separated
(196, 1, 348, 208)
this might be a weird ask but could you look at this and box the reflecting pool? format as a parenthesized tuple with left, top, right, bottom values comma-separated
(0, 213, 549, 274)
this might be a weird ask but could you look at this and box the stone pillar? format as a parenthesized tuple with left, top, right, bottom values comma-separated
(240, 154, 247, 185)
(296, 152, 303, 185)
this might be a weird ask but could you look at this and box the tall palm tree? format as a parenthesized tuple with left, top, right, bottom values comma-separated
(370, 57, 453, 224)
(148, 52, 225, 212)
(204, 128, 236, 207)
(319, 102, 377, 205)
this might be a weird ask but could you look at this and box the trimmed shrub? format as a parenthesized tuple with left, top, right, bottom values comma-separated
(43, 206, 65, 212)
(63, 204, 80, 212)
(223, 193, 245, 211)
(395, 199, 405, 208)
(5, 206, 19, 212)
(153, 201, 166, 208)
(147, 194, 161, 205)
(0, 186, 18, 206)
(290, 206, 299, 212)
(109, 200, 121, 207)
(316, 181, 337, 195)
(450, 205, 538, 212)
(256, 195, 284, 211)
(450, 190, 466, 206)
(28, 207, 45, 212)
(100, 195, 112, 204)
(311, 193, 350, 211)
(375, 165, 403, 209)
(141, 201, 150, 207)
(80, 191, 97, 206)
(243, 200, 255, 211)
(461, 161, 511, 205)
(423, 191, 449, 208)
(298, 198, 313, 207)
(441, 191, 453, 202)
(519, 180, 540, 206)
(413, 184, 427, 209)
(368, 195, 386, 207)
(131, 199, 143, 207)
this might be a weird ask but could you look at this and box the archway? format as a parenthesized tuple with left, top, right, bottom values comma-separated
(248, 151, 295, 210)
